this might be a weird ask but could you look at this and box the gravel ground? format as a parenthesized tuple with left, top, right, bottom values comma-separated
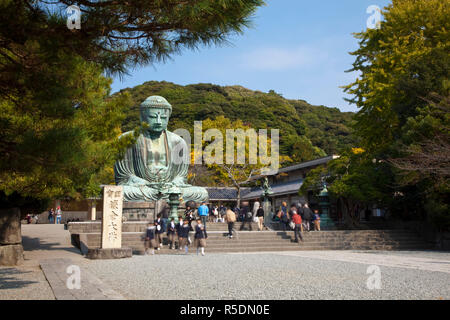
(84, 250, 450, 300)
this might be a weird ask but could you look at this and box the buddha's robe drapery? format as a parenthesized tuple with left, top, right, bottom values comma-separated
(114, 130, 208, 202)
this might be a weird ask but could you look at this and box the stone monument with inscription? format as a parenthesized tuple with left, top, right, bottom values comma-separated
(86, 185, 132, 259)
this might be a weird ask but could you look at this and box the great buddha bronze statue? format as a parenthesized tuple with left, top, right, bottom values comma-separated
(114, 96, 208, 203)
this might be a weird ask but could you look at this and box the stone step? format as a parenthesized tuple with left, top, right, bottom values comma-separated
(129, 243, 432, 254)
(84, 236, 425, 245)
(81, 231, 425, 241)
(70, 227, 430, 253)
(86, 238, 429, 248)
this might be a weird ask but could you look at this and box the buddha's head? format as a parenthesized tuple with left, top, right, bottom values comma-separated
(140, 96, 172, 134)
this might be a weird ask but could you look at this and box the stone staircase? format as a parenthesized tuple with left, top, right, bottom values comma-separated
(68, 221, 432, 255)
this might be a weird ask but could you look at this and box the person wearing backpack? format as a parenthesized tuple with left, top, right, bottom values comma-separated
(279, 201, 289, 231)
(225, 208, 237, 238)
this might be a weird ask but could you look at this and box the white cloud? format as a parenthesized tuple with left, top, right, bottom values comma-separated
(241, 45, 327, 71)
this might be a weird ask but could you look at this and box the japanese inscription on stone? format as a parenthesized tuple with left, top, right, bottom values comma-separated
(101, 185, 123, 249)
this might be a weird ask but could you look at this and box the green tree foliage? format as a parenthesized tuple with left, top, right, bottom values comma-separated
(300, 149, 393, 227)
(0, 54, 132, 202)
(332, 0, 450, 227)
(344, 0, 449, 154)
(0, 0, 265, 210)
(0, 0, 264, 80)
(117, 81, 354, 162)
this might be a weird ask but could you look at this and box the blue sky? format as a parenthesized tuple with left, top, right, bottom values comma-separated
(111, 0, 391, 112)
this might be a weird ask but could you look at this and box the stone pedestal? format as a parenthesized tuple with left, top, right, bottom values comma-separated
(86, 247, 132, 259)
(0, 208, 24, 266)
(123, 201, 156, 221)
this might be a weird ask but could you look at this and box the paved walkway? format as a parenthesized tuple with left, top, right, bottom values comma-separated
(40, 258, 124, 300)
(1, 224, 123, 300)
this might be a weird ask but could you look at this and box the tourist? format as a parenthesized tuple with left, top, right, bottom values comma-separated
(34, 214, 39, 224)
(194, 218, 208, 256)
(256, 204, 264, 231)
(225, 207, 237, 238)
(252, 200, 260, 219)
(26, 214, 32, 224)
(184, 205, 195, 231)
(239, 205, 253, 231)
(144, 222, 158, 255)
(197, 201, 209, 228)
(280, 201, 289, 231)
(219, 205, 226, 222)
(233, 206, 241, 221)
(55, 206, 62, 224)
(155, 214, 164, 249)
(298, 203, 305, 232)
(48, 208, 54, 224)
(176, 216, 184, 249)
(161, 211, 168, 233)
(291, 208, 303, 243)
(167, 218, 177, 249)
(314, 209, 321, 231)
(178, 219, 191, 254)
(302, 203, 313, 232)
(213, 206, 219, 222)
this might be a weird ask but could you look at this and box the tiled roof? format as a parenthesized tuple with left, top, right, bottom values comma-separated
(241, 179, 303, 200)
(250, 155, 340, 180)
(206, 187, 251, 200)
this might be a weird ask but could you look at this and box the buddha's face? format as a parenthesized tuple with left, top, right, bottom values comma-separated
(140, 107, 170, 133)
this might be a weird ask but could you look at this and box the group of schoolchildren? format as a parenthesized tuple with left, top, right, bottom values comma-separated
(144, 213, 208, 256)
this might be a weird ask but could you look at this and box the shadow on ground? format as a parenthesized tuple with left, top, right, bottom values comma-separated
(22, 236, 81, 255)
(0, 268, 38, 290)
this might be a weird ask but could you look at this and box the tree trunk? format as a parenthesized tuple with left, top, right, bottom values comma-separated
(236, 187, 241, 209)
(0, 207, 24, 266)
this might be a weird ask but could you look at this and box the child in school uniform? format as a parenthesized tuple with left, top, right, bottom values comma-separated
(167, 217, 177, 249)
(178, 219, 191, 254)
(194, 218, 208, 256)
(155, 214, 163, 250)
(144, 222, 158, 255)
(176, 216, 183, 250)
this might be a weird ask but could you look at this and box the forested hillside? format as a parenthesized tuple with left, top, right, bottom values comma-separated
(116, 81, 355, 163)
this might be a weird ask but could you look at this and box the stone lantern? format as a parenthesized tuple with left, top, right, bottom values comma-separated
(318, 185, 334, 229)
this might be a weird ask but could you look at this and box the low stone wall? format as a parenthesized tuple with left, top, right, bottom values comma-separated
(68, 221, 148, 234)
(383, 220, 450, 250)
